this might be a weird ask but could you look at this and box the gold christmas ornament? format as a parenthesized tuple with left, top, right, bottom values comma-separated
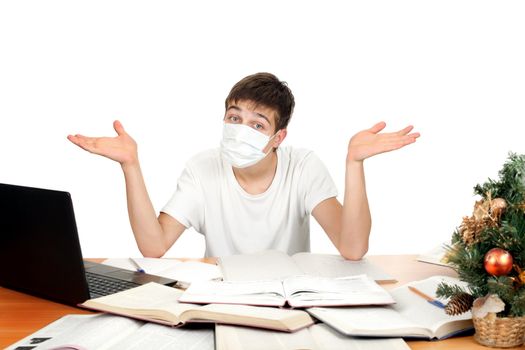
(473, 199, 491, 221)
(518, 272, 525, 286)
(490, 198, 507, 222)
(460, 194, 503, 246)
(513, 265, 525, 287)
(490, 198, 507, 210)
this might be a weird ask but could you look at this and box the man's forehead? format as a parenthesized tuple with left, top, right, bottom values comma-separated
(226, 100, 277, 123)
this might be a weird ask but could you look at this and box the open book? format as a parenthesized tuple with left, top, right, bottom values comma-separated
(218, 250, 396, 283)
(416, 244, 453, 267)
(79, 282, 313, 332)
(216, 323, 411, 350)
(307, 276, 473, 339)
(102, 257, 222, 286)
(178, 274, 395, 308)
(7, 313, 214, 350)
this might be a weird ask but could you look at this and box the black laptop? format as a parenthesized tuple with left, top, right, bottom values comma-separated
(0, 183, 177, 306)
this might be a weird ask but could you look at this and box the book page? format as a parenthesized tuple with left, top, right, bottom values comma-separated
(178, 279, 286, 307)
(218, 250, 303, 281)
(416, 244, 453, 267)
(7, 314, 214, 350)
(292, 253, 396, 283)
(310, 324, 411, 350)
(103, 257, 183, 273)
(103, 258, 222, 284)
(167, 260, 222, 284)
(283, 275, 395, 307)
(308, 275, 472, 339)
(391, 276, 472, 338)
(307, 307, 428, 338)
(215, 324, 317, 350)
(7, 314, 143, 350)
(81, 282, 196, 324)
(189, 304, 313, 332)
(216, 323, 410, 350)
(110, 323, 214, 350)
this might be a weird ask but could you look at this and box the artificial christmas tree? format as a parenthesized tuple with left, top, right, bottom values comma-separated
(437, 153, 525, 347)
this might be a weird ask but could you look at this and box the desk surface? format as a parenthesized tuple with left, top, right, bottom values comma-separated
(0, 255, 497, 349)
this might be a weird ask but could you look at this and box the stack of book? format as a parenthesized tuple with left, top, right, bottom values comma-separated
(7, 251, 473, 350)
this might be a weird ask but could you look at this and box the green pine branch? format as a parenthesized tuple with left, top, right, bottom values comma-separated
(436, 282, 469, 299)
(510, 288, 525, 317)
(474, 152, 525, 205)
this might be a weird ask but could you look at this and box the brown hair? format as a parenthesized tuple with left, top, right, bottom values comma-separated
(225, 72, 295, 132)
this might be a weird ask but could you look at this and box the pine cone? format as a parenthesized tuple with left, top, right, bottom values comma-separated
(445, 293, 474, 316)
(460, 216, 497, 246)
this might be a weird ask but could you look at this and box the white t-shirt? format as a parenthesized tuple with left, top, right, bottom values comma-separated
(161, 146, 338, 257)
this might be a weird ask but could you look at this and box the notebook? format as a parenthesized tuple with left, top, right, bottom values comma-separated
(0, 183, 176, 306)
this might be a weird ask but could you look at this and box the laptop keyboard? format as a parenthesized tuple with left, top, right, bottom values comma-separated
(86, 272, 140, 298)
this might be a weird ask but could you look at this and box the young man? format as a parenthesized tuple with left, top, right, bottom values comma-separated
(68, 73, 419, 260)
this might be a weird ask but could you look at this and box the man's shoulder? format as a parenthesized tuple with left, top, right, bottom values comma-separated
(279, 146, 317, 165)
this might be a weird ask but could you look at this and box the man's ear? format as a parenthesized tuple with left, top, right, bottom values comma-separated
(273, 129, 287, 148)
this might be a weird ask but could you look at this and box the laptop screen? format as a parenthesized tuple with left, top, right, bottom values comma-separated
(0, 183, 91, 305)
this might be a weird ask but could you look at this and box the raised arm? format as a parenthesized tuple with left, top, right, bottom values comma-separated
(312, 122, 420, 260)
(67, 120, 185, 257)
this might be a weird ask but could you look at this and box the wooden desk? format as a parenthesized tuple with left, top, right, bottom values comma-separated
(0, 255, 498, 349)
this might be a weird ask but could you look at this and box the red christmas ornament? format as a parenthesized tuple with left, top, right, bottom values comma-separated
(484, 248, 513, 276)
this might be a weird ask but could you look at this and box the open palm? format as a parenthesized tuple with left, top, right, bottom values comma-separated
(67, 120, 138, 166)
(347, 122, 420, 162)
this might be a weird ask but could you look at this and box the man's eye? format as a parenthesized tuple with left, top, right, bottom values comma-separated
(255, 123, 264, 130)
(229, 116, 239, 122)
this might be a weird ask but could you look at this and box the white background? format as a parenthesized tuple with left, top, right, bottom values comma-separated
(1, 1, 524, 258)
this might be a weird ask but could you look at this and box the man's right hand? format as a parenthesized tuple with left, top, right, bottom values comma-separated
(67, 120, 138, 167)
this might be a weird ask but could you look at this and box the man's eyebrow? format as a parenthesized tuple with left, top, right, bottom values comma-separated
(226, 106, 241, 112)
(226, 105, 271, 125)
(255, 113, 271, 125)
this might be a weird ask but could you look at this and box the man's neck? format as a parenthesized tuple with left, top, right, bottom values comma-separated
(232, 150, 278, 195)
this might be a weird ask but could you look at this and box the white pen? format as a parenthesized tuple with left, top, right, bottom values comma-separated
(129, 258, 145, 273)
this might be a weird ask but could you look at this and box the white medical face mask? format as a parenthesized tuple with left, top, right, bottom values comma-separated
(220, 123, 277, 168)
